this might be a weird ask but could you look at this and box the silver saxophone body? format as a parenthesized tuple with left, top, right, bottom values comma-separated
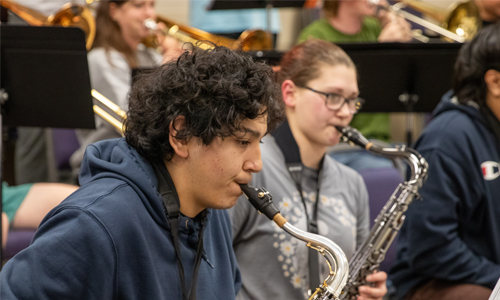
(240, 185, 349, 300)
(335, 126, 428, 299)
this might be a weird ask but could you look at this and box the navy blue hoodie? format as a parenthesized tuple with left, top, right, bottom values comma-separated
(1, 138, 241, 299)
(389, 94, 500, 299)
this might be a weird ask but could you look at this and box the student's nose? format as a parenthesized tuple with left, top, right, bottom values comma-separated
(336, 100, 352, 118)
(145, 4, 155, 19)
(243, 146, 263, 173)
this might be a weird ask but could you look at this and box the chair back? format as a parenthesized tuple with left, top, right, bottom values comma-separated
(358, 167, 404, 272)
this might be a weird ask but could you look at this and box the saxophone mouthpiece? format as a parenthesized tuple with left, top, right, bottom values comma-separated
(336, 125, 373, 150)
(239, 184, 280, 221)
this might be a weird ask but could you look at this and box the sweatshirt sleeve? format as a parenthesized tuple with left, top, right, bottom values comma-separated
(1, 207, 116, 300)
(403, 149, 500, 288)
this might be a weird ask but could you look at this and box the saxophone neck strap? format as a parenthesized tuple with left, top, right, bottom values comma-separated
(271, 119, 324, 292)
(152, 161, 207, 300)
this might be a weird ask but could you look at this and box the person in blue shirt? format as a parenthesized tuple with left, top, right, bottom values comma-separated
(1, 45, 284, 300)
(389, 22, 500, 300)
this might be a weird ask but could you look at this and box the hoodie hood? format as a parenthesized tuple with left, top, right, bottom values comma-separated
(79, 138, 166, 226)
(433, 90, 488, 128)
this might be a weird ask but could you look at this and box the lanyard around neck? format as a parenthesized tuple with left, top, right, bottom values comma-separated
(271, 120, 325, 293)
(153, 162, 207, 300)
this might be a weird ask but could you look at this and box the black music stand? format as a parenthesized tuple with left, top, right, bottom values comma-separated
(250, 42, 463, 144)
(0, 25, 95, 267)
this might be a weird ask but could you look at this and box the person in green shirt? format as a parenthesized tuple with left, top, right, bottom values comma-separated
(298, 0, 411, 144)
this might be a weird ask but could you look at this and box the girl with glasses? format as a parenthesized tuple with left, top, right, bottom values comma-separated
(229, 39, 387, 300)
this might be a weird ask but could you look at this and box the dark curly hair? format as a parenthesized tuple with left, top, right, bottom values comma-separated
(453, 22, 500, 106)
(125, 44, 284, 162)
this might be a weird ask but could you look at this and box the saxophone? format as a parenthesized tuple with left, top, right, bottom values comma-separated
(240, 184, 349, 300)
(335, 126, 428, 300)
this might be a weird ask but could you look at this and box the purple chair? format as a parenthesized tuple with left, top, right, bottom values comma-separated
(52, 128, 80, 171)
(358, 167, 404, 273)
(4, 228, 36, 261)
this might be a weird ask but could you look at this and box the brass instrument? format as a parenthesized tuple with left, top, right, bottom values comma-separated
(335, 126, 428, 299)
(143, 16, 273, 51)
(91, 89, 126, 135)
(1, 0, 96, 50)
(370, 0, 481, 42)
(240, 185, 349, 300)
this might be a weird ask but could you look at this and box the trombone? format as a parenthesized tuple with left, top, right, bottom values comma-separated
(143, 15, 274, 51)
(370, 0, 482, 43)
(92, 90, 126, 136)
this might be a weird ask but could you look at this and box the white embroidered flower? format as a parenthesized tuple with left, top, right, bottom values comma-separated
(291, 274, 302, 289)
(280, 197, 293, 212)
(280, 241, 295, 257)
(320, 195, 330, 206)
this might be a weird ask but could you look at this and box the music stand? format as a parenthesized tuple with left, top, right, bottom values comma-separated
(0, 25, 95, 267)
(250, 42, 463, 144)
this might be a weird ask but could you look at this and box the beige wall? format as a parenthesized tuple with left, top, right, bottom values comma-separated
(156, 0, 189, 24)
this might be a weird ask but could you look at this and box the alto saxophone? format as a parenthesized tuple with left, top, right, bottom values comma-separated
(335, 126, 428, 300)
(240, 184, 349, 300)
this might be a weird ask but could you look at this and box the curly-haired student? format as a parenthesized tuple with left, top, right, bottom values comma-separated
(1, 45, 284, 300)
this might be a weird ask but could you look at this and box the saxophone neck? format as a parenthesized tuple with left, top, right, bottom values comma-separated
(240, 184, 349, 299)
(335, 126, 428, 186)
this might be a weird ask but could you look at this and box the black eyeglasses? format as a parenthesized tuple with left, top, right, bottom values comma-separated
(296, 85, 365, 114)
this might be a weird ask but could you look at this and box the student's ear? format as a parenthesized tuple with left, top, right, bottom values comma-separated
(282, 79, 298, 108)
(169, 116, 189, 158)
(109, 2, 118, 21)
(485, 69, 500, 99)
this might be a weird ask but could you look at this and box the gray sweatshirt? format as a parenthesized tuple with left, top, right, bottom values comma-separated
(229, 135, 369, 299)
